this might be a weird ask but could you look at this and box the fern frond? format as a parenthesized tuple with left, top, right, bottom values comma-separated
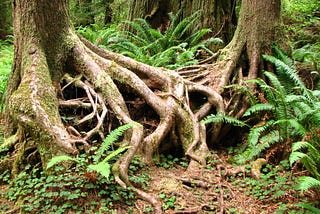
(290, 150, 319, 179)
(201, 112, 248, 127)
(297, 176, 320, 191)
(248, 120, 276, 146)
(245, 78, 277, 105)
(272, 44, 294, 67)
(291, 141, 320, 164)
(124, 19, 153, 43)
(225, 84, 259, 105)
(94, 122, 139, 163)
(166, 11, 181, 38)
(187, 28, 211, 47)
(264, 71, 287, 96)
(46, 155, 79, 170)
(243, 103, 275, 117)
(296, 203, 320, 213)
(275, 119, 306, 137)
(103, 146, 131, 163)
(88, 162, 111, 180)
(248, 130, 280, 159)
(264, 54, 313, 100)
(289, 151, 308, 166)
(171, 11, 202, 41)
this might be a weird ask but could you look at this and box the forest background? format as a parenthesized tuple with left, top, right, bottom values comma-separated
(0, 0, 319, 213)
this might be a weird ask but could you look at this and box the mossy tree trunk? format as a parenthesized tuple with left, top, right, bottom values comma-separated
(126, 0, 237, 43)
(4, 0, 282, 212)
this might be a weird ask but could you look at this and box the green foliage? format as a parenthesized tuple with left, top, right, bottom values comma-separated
(46, 155, 80, 170)
(5, 123, 147, 213)
(296, 202, 320, 213)
(80, 12, 222, 69)
(282, 0, 320, 47)
(47, 122, 137, 180)
(5, 164, 136, 213)
(158, 193, 176, 210)
(233, 46, 320, 163)
(0, 37, 13, 111)
(77, 23, 121, 47)
(290, 141, 320, 179)
(231, 161, 302, 207)
(201, 112, 248, 127)
(290, 141, 320, 192)
(293, 42, 320, 76)
(296, 176, 320, 191)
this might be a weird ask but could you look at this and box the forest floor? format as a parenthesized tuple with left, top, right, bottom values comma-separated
(0, 149, 318, 213)
(128, 150, 318, 214)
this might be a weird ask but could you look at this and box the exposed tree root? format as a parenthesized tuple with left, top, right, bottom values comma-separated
(6, 31, 258, 211)
(12, 37, 221, 211)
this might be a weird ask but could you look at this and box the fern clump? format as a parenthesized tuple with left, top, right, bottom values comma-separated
(47, 122, 138, 180)
(231, 46, 320, 164)
(85, 11, 222, 69)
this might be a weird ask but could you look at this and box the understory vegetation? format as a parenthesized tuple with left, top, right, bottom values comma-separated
(0, 0, 319, 213)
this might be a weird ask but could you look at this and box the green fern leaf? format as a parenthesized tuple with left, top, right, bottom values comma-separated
(94, 122, 139, 163)
(225, 84, 259, 105)
(46, 155, 79, 170)
(289, 151, 308, 166)
(248, 130, 280, 159)
(171, 11, 202, 41)
(187, 29, 211, 47)
(88, 162, 111, 180)
(264, 71, 287, 96)
(103, 146, 131, 163)
(296, 203, 320, 213)
(297, 176, 320, 191)
(201, 112, 248, 127)
(275, 119, 306, 137)
(272, 45, 294, 67)
(243, 103, 275, 117)
(248, 120, 276, 146)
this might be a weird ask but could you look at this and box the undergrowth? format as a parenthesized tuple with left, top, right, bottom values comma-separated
(0, 37, 13, 111)
(0, 123, 147, 213)
(78, 12, 222, 69)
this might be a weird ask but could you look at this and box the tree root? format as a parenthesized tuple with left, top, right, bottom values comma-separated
(7, 35, 246, 211)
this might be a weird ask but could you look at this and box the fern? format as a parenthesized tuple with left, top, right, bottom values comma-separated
(247, 120, 276, 146)
(94, 122, 139, 163)
(235, 47, 320, 164)
(296, 202, 320, 213)
(225, 84, 259, 105)
(245, 130, 281, 161)
(46, 122, 138, 180)
(46, 155, 79, 170)
(103, 11, 220, 69)
(243, 103, 275, 117)
(297, 176, 320, 191)
(201, 112, 248, 127)
(290, 141, 320, 179)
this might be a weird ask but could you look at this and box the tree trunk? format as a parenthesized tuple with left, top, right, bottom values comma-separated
(177, 0, 282, 143)
(126, 0, 237, 43)
(104, 0, 114, 25)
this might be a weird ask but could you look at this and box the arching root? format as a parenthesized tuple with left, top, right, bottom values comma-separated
(53, 38, 228, 211)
